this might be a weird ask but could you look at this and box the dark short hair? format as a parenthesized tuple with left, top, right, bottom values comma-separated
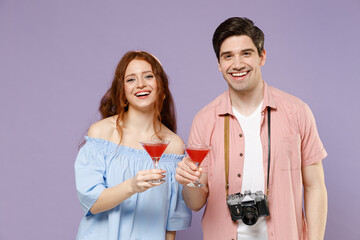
(212, 17, 265, 60)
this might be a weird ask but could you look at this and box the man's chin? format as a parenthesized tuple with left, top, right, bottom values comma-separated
(227, 82, 248, 92)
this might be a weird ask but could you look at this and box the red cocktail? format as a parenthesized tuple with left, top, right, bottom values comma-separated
(185, 144, 211, 187)
(142, 143, 168, 159)
(140, 140, 170, 183)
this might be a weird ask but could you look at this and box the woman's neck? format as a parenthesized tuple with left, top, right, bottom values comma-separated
(124, 107, 160, 134)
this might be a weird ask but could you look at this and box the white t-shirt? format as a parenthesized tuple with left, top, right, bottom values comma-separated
(232, 102, 268, 240)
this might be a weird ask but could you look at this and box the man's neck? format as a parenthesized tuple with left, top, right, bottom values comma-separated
(229, 81, 264, 116)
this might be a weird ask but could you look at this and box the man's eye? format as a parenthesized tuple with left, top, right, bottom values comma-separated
(243, 52, 251, 56)
(224, 55, 232, 59)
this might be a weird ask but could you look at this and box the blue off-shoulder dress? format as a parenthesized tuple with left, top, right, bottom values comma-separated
(74, 137, 192, 240)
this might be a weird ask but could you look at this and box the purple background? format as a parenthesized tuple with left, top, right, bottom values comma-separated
(1, 0, 359, 239)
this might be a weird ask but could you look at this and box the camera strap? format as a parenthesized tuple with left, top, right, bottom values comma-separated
(224, 106, 271, 197)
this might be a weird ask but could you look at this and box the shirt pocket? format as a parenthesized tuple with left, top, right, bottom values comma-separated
(278, 134, 301, 170)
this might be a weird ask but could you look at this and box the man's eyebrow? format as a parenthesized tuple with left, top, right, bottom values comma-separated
(220, 48, 256, 57)
(220, 51, 232, 57)
(241, 48, 256, 53)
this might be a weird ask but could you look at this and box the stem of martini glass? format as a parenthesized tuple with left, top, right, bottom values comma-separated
(153, 157, 159, 169)
(152, 157, 162, 183)
(194, 162, 201, 184)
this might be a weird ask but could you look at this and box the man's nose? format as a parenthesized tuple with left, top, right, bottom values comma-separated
(233, 55, 243, 70)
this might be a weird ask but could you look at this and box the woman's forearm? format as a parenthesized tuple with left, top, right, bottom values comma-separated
(166, 231, 176, 240)
(90, 178, 135, 214)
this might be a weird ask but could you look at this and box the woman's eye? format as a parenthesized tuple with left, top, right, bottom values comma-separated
(145, 75, 154, 79)
(126, 78, 135, 82)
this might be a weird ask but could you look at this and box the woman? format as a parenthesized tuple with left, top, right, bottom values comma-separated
(75, 51, 191, 240)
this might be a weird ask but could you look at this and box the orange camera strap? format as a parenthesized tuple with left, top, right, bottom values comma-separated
(224, 107, 271, 198)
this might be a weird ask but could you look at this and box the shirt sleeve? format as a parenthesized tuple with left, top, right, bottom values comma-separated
(74, 140, 107, 216)
(299, 103, 328, 167)
(166, 175, 192, 231)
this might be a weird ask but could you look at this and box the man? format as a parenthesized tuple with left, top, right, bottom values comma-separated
(175, 17, 327, 240)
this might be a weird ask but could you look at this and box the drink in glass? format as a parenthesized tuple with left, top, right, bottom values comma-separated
(184, 144, 210, 187)
(140, 140, 170, 183)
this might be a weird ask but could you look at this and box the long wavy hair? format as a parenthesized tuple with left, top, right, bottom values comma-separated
(99, 51, 177, 143)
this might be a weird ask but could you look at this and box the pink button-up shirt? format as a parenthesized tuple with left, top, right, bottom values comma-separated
(188, 82, 327, 240)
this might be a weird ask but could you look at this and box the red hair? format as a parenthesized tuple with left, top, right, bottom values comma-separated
(99, 51, 177, 142)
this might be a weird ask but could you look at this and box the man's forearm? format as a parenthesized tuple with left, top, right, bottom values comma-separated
(182, 186, 208, 211)
(304, 184, 327, 240)
(303, 161, 328, 240)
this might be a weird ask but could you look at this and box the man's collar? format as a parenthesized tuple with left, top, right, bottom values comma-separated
(218, 81, 277, 116)
(262, 81, 277, 111)
(217, 90, 233, 116)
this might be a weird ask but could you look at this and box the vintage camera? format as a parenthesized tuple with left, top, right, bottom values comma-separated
(226, 190, 270, 225)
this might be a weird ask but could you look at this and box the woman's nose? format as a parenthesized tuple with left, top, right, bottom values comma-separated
(137, 77, 146, 88)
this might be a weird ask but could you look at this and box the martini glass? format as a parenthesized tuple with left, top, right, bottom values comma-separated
(184, 144, 211, 187)
(140, 140, 170, 183)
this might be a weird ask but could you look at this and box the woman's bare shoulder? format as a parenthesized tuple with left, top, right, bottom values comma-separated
(161, 127, 184, 155)
(87, 116, 118, 140)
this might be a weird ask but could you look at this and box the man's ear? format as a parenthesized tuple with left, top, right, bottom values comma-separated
(260, 49, 266, 66)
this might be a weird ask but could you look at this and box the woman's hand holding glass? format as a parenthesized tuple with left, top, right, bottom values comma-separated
(130, 169, 166, 193)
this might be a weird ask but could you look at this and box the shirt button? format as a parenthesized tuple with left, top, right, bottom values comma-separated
(239, 133, 243, 137)
(239, 153, 243, 157)
(237, 173, 241, 177)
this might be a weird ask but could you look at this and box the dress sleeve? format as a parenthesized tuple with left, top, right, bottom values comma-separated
(166, 171, 192, 231)
(299, 103, 328, 167)
(74, 140, 107, 216)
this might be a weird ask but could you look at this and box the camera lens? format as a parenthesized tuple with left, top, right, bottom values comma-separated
(242, 206, 259, 225)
